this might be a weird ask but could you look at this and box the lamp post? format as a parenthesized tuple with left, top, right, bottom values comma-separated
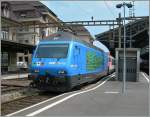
(116, 2, 133, 94)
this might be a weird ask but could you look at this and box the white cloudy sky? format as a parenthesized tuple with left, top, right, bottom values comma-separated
(41, 0, 149, 37)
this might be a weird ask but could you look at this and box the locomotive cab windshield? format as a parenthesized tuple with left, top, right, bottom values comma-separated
(35, 44, 69, 58)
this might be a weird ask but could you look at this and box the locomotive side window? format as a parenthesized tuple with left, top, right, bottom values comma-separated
(35, 44, 69, 58)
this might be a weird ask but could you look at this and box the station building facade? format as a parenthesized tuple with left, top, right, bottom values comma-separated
(1, 1, 60, 74)
(71, 26, 94, 43)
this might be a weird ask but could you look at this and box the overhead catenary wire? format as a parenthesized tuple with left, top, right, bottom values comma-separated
(103, 1, 116, 19)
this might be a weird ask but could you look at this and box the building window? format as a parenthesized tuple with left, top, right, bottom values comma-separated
(24, 27, 29, 32)
(25, 57, 28, 63)
(12, 32, 16, 41)
(41, 30, 46, 39)
(1, 52, 8, 74)
(32, 35, 35, 39)
(19, 28, 23, 31)
(42, 15, 46, 22)
(24, 51, 28, 55)
(20, 11, 27, 18)
(19, 40, 23, 43)
(2, 31, 8, 40)
(2, 52, 8, 67)
(25, 40, 29, 43)
(19, 57, 23, 62)
(2, 3, 10, 18)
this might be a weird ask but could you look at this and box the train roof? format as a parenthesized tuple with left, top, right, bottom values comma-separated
(40, 31, 105, 52)
(42, 31, 77, 41)
(93, 40, 109, 53)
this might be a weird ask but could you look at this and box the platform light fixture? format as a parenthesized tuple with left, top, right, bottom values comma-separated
(116, 2, 133, 95)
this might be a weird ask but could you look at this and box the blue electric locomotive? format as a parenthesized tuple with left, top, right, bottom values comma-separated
(29, 31, 109, 92)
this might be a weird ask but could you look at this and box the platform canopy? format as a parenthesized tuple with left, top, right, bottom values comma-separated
(1, 40, 35, 53)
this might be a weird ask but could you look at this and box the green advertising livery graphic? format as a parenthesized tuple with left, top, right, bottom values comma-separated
(86, 51, 103, 71)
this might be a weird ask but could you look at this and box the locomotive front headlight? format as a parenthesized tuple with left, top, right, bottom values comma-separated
(36, 62, 40, 66)
(40, 62, 44, 66)
(34, 69, 39, 73)
(32, 62, 36, 66)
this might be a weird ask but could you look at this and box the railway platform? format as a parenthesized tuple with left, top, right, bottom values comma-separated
(6, 72, 149, 116)
(1, 73, 28, 80)
(1, 73, 31, 87)
(1, 73, 33, 104)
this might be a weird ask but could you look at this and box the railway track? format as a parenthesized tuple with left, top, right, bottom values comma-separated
(1, 85, 27, 94)
(1, 78, 36, 104)
(1, 92, 60, 116)
(1, 77, 32, 87)
(1, 77, 32, 94)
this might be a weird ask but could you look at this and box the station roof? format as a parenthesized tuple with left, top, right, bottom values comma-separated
(95, 17, 149, 57)
(1, 40, 35, 53)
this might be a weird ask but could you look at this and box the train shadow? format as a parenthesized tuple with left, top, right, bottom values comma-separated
(72, 74, 116, 91)
(37, 90, 62, 96)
